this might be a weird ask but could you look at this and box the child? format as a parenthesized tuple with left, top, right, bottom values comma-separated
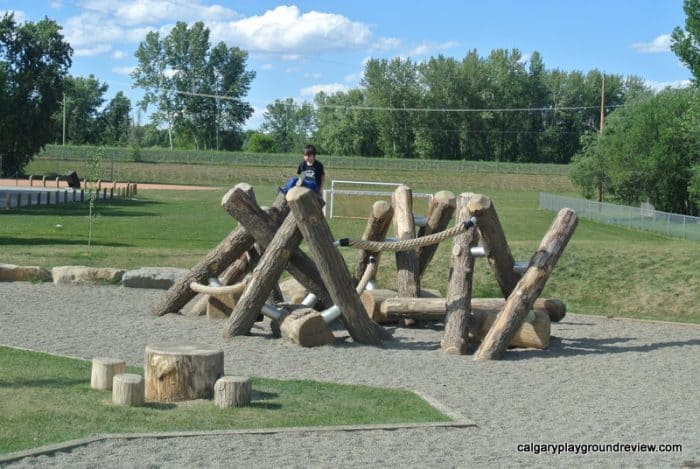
(281, 144, 325, 194)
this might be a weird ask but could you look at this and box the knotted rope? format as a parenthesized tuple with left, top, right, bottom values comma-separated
(335, 217, 477, 252)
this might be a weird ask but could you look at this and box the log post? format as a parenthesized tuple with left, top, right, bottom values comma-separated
(474, 208, 578, 360)
(152, 185, 279, 316)
(467, 194, 521, 298)
(470, 309, 550, 349)
(144, 342, 224, 402)
(222, 184, 332, 308)
(279, 307, 335, 347)
(418, 191, 456, 277)
(441, 194, 478, 354)
(112, 374, 145, 406)
(91, 357, 125, 390)
(360, 288, 441, 323)
(353, 200, 394, 284)
(223, 212, 304, 338)
(287, 187, 384, 345)
(214, 376, 251, 408)
(392, 185, 420, 297)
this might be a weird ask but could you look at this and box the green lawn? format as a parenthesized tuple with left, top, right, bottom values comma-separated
(0, 346, 449, 454)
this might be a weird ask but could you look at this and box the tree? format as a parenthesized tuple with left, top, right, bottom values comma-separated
(314, 89, 380, 157)
(242, 132, 276, 153)
(260, 98, 316, 153)
(60, 74, 109, 144)
(0, 14, 71, 176)
(101, 91, 131, 145)
(131, 21, 254, 150)
(671, 0, 700, 84)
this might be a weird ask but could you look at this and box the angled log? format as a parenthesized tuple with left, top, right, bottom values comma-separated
(222, 184, 332, 308)
(152, 184, 268, 316)
(467, 194, 521, 298)
(353, 200, 394, 284)
(287, 186, 384, 346)
(418, 191, 456, 277)
(392, 185, 420, 297)
(474, 208, 578, 360)
(441, 194, 478, 354)
(223, 212, 303, 338)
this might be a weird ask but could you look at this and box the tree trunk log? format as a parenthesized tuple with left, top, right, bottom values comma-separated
(214, 376, 251, 408)
(353, 200, 394, 284)
(418, 191, 456, 277)
(392, 185, 420, 297)
(287, 187, 384, 345)
(223, 212, 302, 338)
(152, 184, 271, 316)
(360, 288, 441, 323)
(467, 194, 521, 298)
(441, 194, 478, 354)
(144, 342, 224, 402)
(474, 208, 578, 360)
(470, 309, 550, 349)
(112, 373, 145, 406)
(90, 357, 126, 390)
(222, 184, 331, 308)
(279, 307, 335, 347)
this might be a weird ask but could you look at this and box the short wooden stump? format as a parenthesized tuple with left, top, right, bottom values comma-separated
(112, 373, 144, 406)
(214, 376, 252, 408)
(91, 357, 126, 390)
(144, 342, 224, 402)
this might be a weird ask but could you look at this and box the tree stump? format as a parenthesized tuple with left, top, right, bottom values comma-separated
(214, 376, 251, 408)
(280, 307, 335, 347)
(112, 373, 145, 406)
(91, 357, 126, 390)
(144, 342, 224, 402)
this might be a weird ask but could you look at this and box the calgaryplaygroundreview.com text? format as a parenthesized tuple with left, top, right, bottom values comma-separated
(517, 442, 683, 455)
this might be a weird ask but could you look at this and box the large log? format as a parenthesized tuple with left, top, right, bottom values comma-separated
(470, 309, 550, 349)
(152, 184, 274, 316)
(441, 194, 478, 354)
(144, 342, 224, 402)
(353, 200, 394, 284)
(223, 212, 303, 338)
(418, 191, 456, 277)
(360, 288, 442, 323)
(287, 186, 384, 345)
(392, 185, 420, 297)
(222, 184, 331, 308)
(474, 208, 578, 360)
(467, 194, 521, 298)
(279, 307, 335, 347)
(378, 297, 565, 322)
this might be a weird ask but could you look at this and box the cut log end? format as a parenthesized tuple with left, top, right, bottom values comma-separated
(112, 373, 145, 406)
(91, 357, 126, 391)
(214, 376, 252, 408)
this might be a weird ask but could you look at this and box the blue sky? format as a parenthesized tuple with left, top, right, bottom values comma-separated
(1, 0, 692, 129)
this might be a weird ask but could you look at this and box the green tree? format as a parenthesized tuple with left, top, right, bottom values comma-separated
(242, 132, 276, 153)
(101, 91, 131, 145)
(671, 0, 700, 84)
(314, 89, 380, 157)
(260, 98, 316, 153)
(0, 14, 71, 176)
(60, 75, 109, 144)
(131, 21, 254, 150)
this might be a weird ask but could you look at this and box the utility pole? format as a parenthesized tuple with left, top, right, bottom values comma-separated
(62, 92, 66, 146)
(599, 75, 605, 133)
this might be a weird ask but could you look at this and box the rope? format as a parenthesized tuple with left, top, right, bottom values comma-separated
(336, 217, 477, 252)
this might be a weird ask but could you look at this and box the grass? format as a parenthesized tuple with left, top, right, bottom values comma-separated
(0, 346, 449, 454)
(2, 161, 699, 323)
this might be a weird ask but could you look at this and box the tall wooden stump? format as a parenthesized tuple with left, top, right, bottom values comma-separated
(287, 187, 384, 345)
(91, 357, 126, 390)
(441, 194, 479, 354)
(392, 185, 420, 297)
(467, 194, 521, 298)
(474, 208, 578, 360)
(353, 200, 394, 284)
(144, 342, 224, 402)
(418, 191, 456, 277)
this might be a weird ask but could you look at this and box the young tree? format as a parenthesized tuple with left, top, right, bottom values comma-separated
(0, 13, 71, 176)
(671, 0, 700, 84)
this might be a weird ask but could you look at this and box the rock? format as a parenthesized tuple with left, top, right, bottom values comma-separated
(52, 266, 125, 285)
(121, 267, 189, 289)
(0, 264, 52, 282)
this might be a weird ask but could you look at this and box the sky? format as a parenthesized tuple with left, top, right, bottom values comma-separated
(1, 0, 693, 129)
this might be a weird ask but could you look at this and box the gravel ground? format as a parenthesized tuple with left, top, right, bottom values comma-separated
(1, 282, 698, 468)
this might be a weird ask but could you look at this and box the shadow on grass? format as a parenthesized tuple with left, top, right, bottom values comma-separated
(0, 237, 130, 247)
(1, 198, 163, 218)
(0, 378, 85, 388)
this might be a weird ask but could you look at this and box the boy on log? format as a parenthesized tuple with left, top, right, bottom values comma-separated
(280, 144, 325, 194)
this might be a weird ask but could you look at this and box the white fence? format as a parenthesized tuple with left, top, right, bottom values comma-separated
(323, 180, 433, 219)
(539, 193, 700, 241)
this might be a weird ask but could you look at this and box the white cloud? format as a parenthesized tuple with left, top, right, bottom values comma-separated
(50, 1, 65, 8)
(300, 83, 348, 97)
(2, 9, 26, 23)
(371, 37, 402, 52)
(79, 0, 238, 25)
(112, 50, 127, 60)
(632, 34, 672, 53)
(260, 63, 275, 71)
(304, 72, 322, 79)
(646, 79, 691, 91)
(112, 66, 136, 75)
(344, 72, 362, 84)
(210, 5, 371, 54)
(74, 44, 112, 57)
(407, 40, 460, 57)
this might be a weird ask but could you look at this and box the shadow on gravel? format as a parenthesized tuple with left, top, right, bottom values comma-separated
(556, 337, 700, 357)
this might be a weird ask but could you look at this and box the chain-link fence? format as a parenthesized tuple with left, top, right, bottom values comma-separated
(539, 193, 700, 241)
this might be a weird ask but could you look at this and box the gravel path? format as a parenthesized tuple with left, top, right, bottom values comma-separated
(1, 282, 698, 468)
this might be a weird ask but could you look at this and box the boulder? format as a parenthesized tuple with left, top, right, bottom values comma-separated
(121, 267, 189, 289)
(0, 264, 52, 282)
(51, 266, 125, 285)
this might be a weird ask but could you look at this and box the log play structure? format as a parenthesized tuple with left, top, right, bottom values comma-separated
(153, 183, 578, 360)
